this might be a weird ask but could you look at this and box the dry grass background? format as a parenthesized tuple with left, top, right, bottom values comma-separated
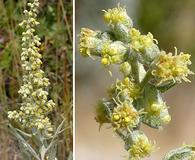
(0, 0, 72, 159)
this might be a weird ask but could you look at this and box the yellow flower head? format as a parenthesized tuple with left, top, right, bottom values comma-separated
(79, 28, 98, 56)
(129, 28, 156, 53)
(111, 102, 139, 130)
(103, 5, 131, 26)
(110, 77, 140, 100)
(101, 41, 127, 66)
(129, 132, 154, 160)
(152, 50, 194, 85)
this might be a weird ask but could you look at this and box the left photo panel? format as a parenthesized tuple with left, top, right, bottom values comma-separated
(0, 0, 73, 160)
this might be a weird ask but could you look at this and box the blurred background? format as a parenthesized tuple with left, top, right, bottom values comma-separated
(0, 0, 72, 159)
(76, 0, 195, 159)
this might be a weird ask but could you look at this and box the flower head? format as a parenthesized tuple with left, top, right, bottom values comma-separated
(79, 28, 100, 57)
(103, 5, 132, 27)
(109, 77, 140, 100)
(111, 101, 139, 130)
(129, 28, 156, 53)
(101, 41, 127, 66)
(128, 131, 154, 160)
(152, 50, 194, 85)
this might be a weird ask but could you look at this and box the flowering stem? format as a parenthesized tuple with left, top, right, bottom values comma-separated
(7, 0, 59, 159)
(79, 5, 194, 160)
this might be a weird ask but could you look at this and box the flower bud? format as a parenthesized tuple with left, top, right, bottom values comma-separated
(101, 57, 110, 65)
(120, 62, 131, 76)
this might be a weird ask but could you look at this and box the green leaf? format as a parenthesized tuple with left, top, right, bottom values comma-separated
(157, 80, 176, 93)
(163, 146, 195, 160)
(138, 84, 170, 129)
(44, 119, 65, 159)
(7, 124, 41, 160)
(47, 142, 57, 160)
(40, 145, 47, 160)
(95, 100, 111, 126)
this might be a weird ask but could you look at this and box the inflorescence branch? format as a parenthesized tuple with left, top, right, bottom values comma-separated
(79, 5, 194, 160)
(8, 0, 55, 139)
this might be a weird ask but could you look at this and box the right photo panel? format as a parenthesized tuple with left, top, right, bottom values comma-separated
(76, 0, 195, 160)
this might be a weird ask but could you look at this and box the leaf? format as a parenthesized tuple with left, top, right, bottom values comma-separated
(163, 146, 195, 160)
(138, 84, 170, 129)
(18, 142, 33, 160)
(95, 100, 111, 126)
(40, 145, 47, 160)
(15, 128, 32, 138)
(7, 124, 41, 160)
(47, 142, 57, 160)
(157, 80, 176, 93)
(44, 119, 65, 159)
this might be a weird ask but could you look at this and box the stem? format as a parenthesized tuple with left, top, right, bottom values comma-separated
(129, 52, 140, 83)
(139, 57, 159, 91)
(115, 129, 126, 141)
(139, 68, 152, 91)
(59, 0, 73, 44)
